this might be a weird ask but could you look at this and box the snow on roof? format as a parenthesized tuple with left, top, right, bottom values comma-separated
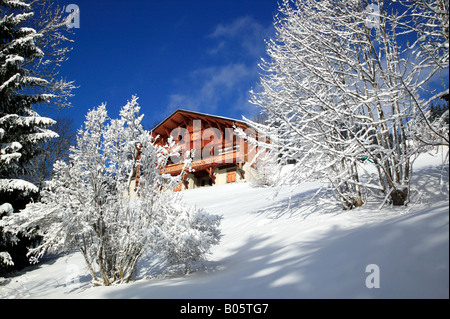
(152, 109, 247, 133)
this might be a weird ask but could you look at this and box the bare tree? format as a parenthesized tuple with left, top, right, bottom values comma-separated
(26, 0, 77, 111)
(400, 0, 449, 147)
(245, 0, 448, 208)
(31, 116, 77, 185)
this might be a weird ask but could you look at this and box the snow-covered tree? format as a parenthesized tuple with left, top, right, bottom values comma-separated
(2, 97, 222, 286)
(253, 152, 278, 187)
(32, 116, 77, 184)
(245, 0, 448, 209)
(406, 0, 448, 81)
(0, 0, 76, 270)
(401, 0, 449, 148)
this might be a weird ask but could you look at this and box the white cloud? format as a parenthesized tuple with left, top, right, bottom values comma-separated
(208, 15, 273, 59)
(168, 63, 254, 113)
(209, 15, 270, 39)
(166, 16, 274, 119)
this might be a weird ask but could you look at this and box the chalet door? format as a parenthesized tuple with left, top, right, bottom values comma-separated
(227, 170, 236, 183)
(174, 183, 182, 192)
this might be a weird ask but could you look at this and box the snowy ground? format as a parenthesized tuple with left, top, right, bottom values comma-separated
(1, 149, 448, 299)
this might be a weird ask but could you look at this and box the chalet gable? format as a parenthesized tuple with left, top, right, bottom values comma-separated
(152, 109, 248, 140)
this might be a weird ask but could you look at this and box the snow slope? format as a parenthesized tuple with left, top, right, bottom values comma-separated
(1, 149, 448, 299)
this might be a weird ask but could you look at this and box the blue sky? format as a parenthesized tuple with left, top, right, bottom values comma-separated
(56, 0, 279, 130)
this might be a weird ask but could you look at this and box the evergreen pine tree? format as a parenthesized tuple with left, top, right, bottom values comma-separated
(0, 0, 73, 271)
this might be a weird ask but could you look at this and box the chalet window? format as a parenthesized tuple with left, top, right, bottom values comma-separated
(227, 170, 236, 183)
(174, 183, 182, 192)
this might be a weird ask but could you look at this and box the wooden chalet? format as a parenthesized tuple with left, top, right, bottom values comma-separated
(150, 109, 260, 191)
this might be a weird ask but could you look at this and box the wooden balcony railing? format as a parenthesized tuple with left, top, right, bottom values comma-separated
(163, 150, 245, 174)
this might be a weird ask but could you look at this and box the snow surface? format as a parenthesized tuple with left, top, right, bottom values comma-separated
(0, 149, 448, 299)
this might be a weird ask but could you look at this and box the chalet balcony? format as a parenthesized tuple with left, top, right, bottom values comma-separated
(163, 149, 246, 175)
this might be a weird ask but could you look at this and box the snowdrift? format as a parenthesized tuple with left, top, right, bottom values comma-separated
(0, 149, 448, 299)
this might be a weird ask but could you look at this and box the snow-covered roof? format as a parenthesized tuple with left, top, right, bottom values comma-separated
(151, 109, 248, 136)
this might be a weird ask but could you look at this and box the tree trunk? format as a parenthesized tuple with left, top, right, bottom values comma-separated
(391, 188, 408, 206)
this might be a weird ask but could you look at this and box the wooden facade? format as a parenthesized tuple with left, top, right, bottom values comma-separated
(150, 109, 259, 191)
